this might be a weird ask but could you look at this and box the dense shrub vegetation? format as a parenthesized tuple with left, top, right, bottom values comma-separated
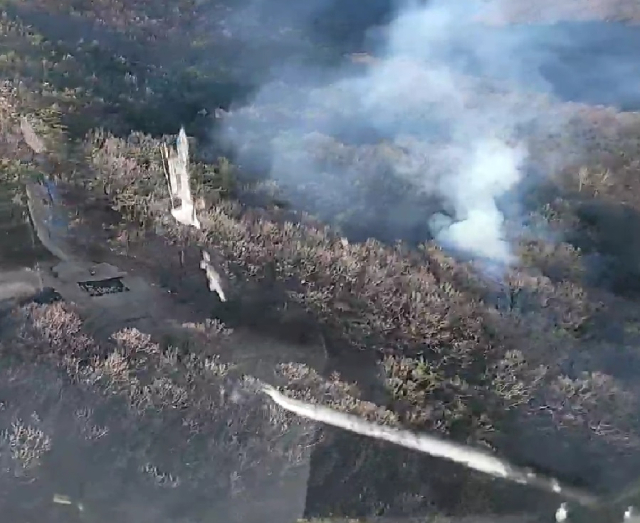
(1, 0, 640, 520)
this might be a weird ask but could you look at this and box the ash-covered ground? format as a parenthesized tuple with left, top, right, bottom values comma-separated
(2, 0, 640, 522)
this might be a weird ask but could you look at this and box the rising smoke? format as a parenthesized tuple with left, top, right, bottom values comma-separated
(216, 0, 597, 264)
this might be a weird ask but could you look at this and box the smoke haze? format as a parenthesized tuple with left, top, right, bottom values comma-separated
(216, 0, 638, 265)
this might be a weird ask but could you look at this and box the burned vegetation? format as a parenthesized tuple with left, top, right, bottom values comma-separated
(1, 0, 640, 521)
(0, 300, 318, 523)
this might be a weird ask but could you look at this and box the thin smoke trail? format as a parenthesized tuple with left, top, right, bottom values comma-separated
(158, 122, 600, 514)
(261, 384, 601, 508)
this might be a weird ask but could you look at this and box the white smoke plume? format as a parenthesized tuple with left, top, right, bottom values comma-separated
(217, 0, 583, 266)
(162, 127, 201, 230)
(261, 384, 601, 508)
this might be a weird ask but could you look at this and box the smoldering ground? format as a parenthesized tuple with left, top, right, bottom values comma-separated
(215, 0, 640, 267)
